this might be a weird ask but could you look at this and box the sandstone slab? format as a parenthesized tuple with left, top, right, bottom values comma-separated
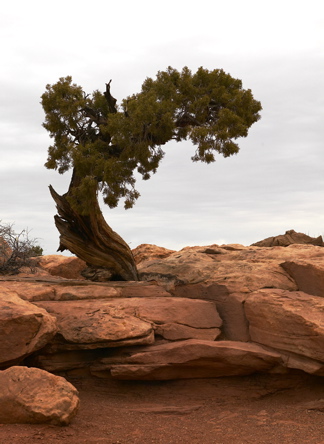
(245, 289, 324, 362)
(281, 261, 324, 298)
(91, 339, 283, 380)
(0, 290, 57, 367)
(52, 281, 171, 300)
(35, 297, 221, 351)
(0, 366, 79, 425)
(279, 350, 324, 376)
(35, 299, 154, 351)
(0, 279, 171, 302)
(0, 281, 56, 302)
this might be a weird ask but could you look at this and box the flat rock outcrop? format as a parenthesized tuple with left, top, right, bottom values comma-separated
(0, 290, 57, 367)
(138, 244, 299, 293)
(1, 280, 171, 302)
(138, 243, 324, 344)
(0, 366, 79, 425)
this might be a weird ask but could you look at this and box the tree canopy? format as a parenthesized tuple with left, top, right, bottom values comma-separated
(41, 66, 262, 214)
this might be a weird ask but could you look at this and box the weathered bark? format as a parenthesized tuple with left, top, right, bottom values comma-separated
(49, 170, 139, 281)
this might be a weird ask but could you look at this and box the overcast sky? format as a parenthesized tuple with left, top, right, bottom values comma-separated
(1, 0, 323, 255)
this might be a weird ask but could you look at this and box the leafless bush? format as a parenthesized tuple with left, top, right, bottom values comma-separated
(0, 221, 43, 275)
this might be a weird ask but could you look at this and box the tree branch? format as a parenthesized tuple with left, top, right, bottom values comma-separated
(104, 80, 117, 114)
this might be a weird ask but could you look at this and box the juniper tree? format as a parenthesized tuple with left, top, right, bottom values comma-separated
(41, 66, 262, 281)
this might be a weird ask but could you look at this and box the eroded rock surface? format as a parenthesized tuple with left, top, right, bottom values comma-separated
(1, 239, 324, 382)
(1, 280, 170, 302)
(245, 289, 324, 362)
(281, 261, 324, 297)
(138, 244, 299, 293)
(251, 229, 324, 247)
(36, 255, 87, 279)
(91, 339, 283, 380)
(0, 366, 79, 425)
(0, 290, 57, 367)
(132, 244, 175, 264)
(34, 297, 221, 352)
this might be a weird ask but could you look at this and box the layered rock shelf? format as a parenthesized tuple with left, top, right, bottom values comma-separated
(1, 236, 324, 423)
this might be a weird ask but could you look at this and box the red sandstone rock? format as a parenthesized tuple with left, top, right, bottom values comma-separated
(281, 261, 324, 297)
(1, 281, 56, 302)
(37, 255, 87, 279)
(278, 350, 324, 376)
(0, 280, 171, 302)
(251, 229, 324, 247)
(0, 366, 79, 425)
(91, 339, 283, 380)
(28, 349, 107, 373)
(2, 242, 324, 380)
(35, 299, 155, 350)
(138, 244, 298, 293)
(35, 297, 221, 352)
(132, 244, 175, 265)
(154, 323, 220, 341)
(245, 289, 324, 362)
(0, 290, 57, 367)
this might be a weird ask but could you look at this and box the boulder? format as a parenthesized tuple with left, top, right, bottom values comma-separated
(0, 366, 79, 425)
(36, 255, 87, 279)
(132, 243, 175, 265)
(91, 339, 283, 380)
(281, 261, 324, 298)
(251, 229, 324, 247)
(245, 289, 324, 362)
(0, 289, 57, 367)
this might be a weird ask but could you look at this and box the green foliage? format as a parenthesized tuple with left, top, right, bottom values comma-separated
(28, 245, 43, 257)
(41, 67, 262, 213)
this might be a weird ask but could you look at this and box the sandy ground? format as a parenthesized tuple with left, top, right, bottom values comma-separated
(0, 372, 324, 444)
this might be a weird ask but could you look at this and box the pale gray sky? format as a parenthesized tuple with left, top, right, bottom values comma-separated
(1, 0, 323, 254)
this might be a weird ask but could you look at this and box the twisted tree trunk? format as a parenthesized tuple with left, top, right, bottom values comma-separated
(49, 170, 139, 281)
